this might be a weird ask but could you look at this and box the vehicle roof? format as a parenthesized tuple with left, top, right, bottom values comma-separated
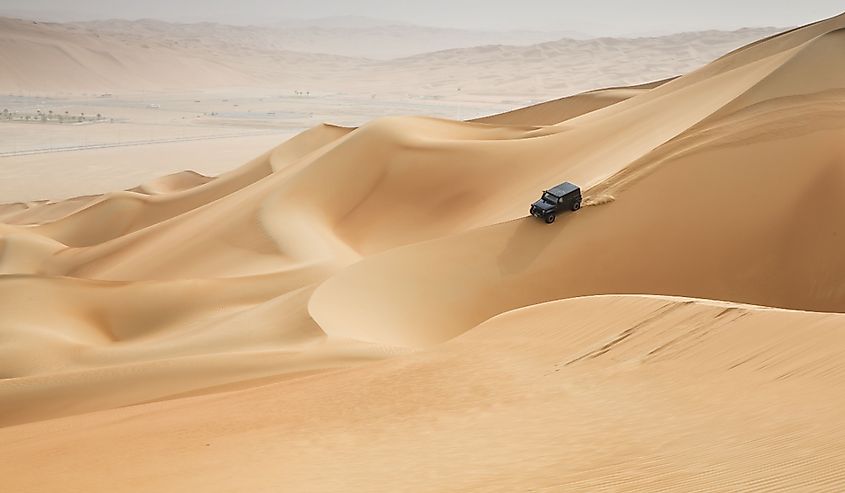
(546, 182, 580, 196)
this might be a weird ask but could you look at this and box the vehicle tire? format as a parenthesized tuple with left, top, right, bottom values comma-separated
(544, 214, 556, 224)
(572, 201, 581, 211)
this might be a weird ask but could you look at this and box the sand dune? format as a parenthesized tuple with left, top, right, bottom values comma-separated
(4, 296, 845, 491)
(78, 17, 570, 59)
(0, 18, 263, 92)
(471, 78, 675, 126)
(131, 170, 215, 195)
(2, 11, 845, 492)
(0, 16, 782, 100)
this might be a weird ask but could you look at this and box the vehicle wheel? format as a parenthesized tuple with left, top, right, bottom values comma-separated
(571, 201, 581, 211)
(544, 214, 556, 224)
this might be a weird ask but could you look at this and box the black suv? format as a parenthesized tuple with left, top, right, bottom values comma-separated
(530, 182, 581, 223)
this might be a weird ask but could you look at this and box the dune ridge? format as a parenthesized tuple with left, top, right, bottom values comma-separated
(2, 12, 845, 492)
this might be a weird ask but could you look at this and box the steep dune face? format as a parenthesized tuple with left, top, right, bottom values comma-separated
(2, 13, 845, 491)
(716, 28, 845, 114)
(311, 120, 845, 346)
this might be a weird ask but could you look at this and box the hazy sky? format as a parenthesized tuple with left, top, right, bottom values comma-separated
(0, 0, 842, 33)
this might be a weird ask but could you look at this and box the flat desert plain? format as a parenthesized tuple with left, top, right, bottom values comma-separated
(2, 12, 845, 493)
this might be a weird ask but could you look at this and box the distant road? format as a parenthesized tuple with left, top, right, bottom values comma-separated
(0, 130, 287, 158)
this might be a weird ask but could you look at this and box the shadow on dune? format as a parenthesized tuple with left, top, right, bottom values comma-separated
(496, 216, 572, 276)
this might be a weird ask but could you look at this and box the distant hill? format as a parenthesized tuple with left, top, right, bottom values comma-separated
(0, 16, 785, 98)
(75, 18, 571, 59)
(382, 27, 785, 97)
(269, 15, 416, 29)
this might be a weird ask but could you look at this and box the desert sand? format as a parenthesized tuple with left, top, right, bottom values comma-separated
(2, 11, 845, 493)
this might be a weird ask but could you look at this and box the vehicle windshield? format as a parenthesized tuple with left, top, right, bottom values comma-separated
(542, 192, 559, 203)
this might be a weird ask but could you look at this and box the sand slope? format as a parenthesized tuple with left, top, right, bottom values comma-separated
(471, 78, 675, 126)
(4, 296, 845, 491)
(2, 12, 845, 492)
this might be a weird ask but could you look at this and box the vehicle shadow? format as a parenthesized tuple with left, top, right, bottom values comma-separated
(496, 215, 571, 276)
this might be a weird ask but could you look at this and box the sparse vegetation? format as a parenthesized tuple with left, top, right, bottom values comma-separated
(0, 109, 109, 124)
